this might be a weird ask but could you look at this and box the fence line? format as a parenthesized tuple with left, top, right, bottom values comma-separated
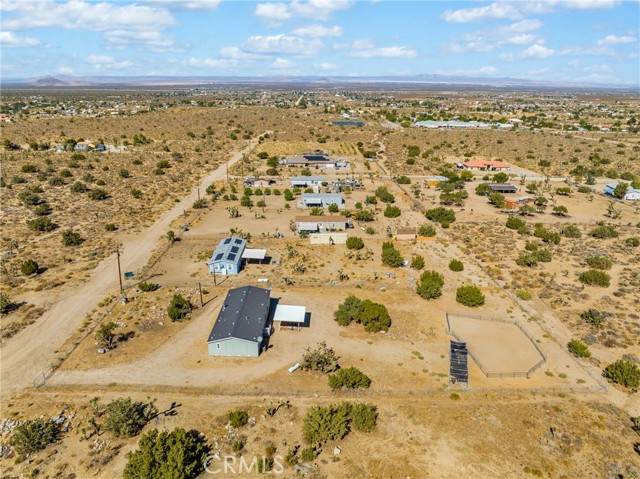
(445, 311, 547, 379)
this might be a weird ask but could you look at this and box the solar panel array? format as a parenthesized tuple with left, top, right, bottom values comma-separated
(449, 340, 469, 386)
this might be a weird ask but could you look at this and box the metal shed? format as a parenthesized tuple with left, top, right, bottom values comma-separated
(207, 286, 271, 357)
(489, 184, 518, 194)
(298, 193, 345, 209)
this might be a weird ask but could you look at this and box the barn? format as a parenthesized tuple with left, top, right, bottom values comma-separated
(207, 286, 272, 357)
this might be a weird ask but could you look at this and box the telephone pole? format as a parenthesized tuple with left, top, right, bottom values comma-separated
(116, 246, 124, 296)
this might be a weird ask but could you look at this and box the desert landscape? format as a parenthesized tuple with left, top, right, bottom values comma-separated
(1, 85, 639, 479)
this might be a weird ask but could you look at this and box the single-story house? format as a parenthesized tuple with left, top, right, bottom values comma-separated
(281, 152, 338, 168)
(604, 182, 640, 201)
(291, 176, 325, 188)
(252, 179, 275, 188)
(298, 193, 345, 209)
(207, 237, 246, 275)
(489, 184, 518, 194)
(396, 227, 417, 241)
(207, 286, 271, 357)
(295, 215, 350, 233)
(462, 160, 511, 171)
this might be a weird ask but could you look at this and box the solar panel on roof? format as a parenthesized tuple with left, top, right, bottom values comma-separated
(234, 238, 242, 244)
(304, 155, 328, 161)
(231, 246, 239, 253)
(227, 253, 236, 261)
(223, 238, 232, 244)
(214, 253, 224, 261)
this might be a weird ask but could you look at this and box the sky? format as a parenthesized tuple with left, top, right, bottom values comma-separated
(1, 0, 639, 85)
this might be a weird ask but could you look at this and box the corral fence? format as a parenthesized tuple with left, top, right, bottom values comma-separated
(32, 365, 54, 388)
(445, 311, 547, 379)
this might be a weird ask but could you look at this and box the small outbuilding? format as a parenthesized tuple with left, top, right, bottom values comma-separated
(396, 227, 417, 241)
(604, 182, 640, 201)
(291, 176, 326, 188)
(489, 184, 518, 194)
(273, 304, 306, 331)
(207, 286, 271, 357)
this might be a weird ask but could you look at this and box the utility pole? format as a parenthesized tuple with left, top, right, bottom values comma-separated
(197, 185, 200, 201)
(116, 246, 124, 296)
(213, 268, 217, 286)
(198, 282, 203, 307)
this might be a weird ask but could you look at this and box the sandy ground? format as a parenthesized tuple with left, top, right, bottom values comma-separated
(447, 314, 544, 375)
(0, 134, 267, 394)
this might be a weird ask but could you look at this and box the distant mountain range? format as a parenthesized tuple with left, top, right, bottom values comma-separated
(2, 74, 638, 91)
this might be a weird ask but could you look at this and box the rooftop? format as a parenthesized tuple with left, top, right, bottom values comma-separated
(207, 286, 270, 343)
(209, 237, 246, 264)
(295, 215, 347, 223)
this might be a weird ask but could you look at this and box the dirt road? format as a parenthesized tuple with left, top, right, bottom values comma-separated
(0, 135, 266, 394)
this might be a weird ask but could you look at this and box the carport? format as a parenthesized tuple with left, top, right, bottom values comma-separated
(273, 304, 306, 331)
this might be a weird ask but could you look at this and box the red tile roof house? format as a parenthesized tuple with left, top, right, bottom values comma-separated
(462, 160, 511, 171)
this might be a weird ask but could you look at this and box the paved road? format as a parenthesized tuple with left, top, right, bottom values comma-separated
(0, 135, 266, 395)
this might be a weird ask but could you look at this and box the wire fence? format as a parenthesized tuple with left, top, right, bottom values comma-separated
(445, 311, 547, 379)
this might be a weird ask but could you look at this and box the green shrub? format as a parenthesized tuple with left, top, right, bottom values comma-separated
(425, 207, 456, 224)
(70, 181, 88, 193)
(123, 428, 208, 479)
(301, 341, 340, 373)
(105, 223, 117, 231)
(456, 285, 485, 307)
(578, 270, 611, 287)
(61, 229, 83, 246)
(383, 205, 401, 218)
(410, 255, 425, 270)
(48, 176, 65, 186)
(625, 236, 640, 247)
(590, 224, 618, 239)
(27, 216, 56, 232)
(354, 210, 374, 221)
(11, 418, 59, 457)
(560, 225, 581, 238)
(416, 270, 444, 300)
(417, 224, 436, 237)
(375, 186, 395, 203)
(328, 367, 371, 390)
(227, 410, 249, 428)
(346, 236, 364, 250)
(585, 255, 612, 270)
(567, 339, 591, 358)
(506, 216, 525, 230)
(581, 308, 606, 326)
(167, 293, 191, 321)
(516, 290, 532, 300)
(88, 188, 109, 200)
(334, 295, 391, 332)
(396, 175, 411, 184)
(350, 403, 378, 433)
(300, 447, 318, 462)
(131, 188, 142, 199)
(104, 397, 157, 438)
(20, 259, 39, 275)
(449, 259, 464, 272)
(192, 198, 207, 209)
(381, 241, 404, 267)
(0, 293, 12, 315)
(139, 281, 160, 292)
(602, 360, 640, 388)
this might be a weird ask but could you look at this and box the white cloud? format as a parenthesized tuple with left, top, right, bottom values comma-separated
(57, 66, 74, 75)
(442, 3, 522, 23)
(293, 24, 343, 37)
(219, 47, 263, 60)
(85, 54, 133, 70)
(448, 19, 541, 53)
(349, 46, 417, 59)
(272, 58, 295, 69)
(144, 0, 220, 10)
(442, 0, 620, 23)
(255, 0, 354, 23)
(0, 31, 39, 47)
(242, 34, 321, 56)
(1, 0, 176, 49)
(334, 38, 374, 50)
(596, 34, 637, 45)
(502, 43, 555, 60)
(317, 62, 337, 70)
(187, 57, 238, 69)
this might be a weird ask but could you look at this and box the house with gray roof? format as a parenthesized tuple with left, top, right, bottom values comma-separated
(208, 237, 246, 275)
(298, 193, 345, 209)
(207, 286, 271, 357)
